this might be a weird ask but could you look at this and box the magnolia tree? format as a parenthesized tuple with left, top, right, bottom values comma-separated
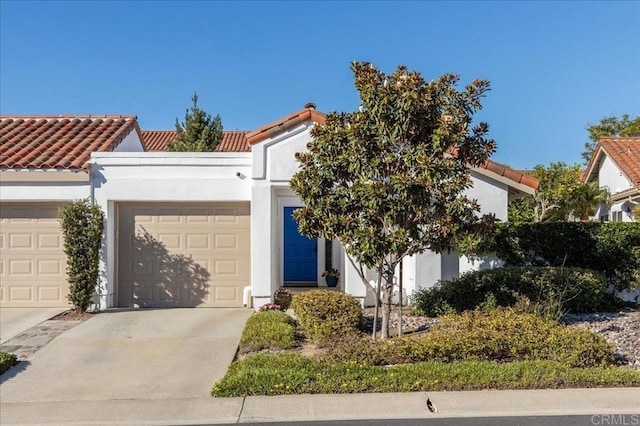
(290, 62, 497, 339)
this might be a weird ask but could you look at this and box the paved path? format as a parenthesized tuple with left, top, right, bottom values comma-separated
(1, 388, 638, 425)
(0, 308, 251, 414)
(0, 308, 68, 344)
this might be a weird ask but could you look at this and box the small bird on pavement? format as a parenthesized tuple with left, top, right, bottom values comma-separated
(426, 394, 437, 413)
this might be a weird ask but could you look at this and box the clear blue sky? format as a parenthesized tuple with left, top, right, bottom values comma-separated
(1, 1, 638, 169)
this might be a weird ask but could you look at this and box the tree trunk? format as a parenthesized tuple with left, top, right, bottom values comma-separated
(380, 278, 394, 339)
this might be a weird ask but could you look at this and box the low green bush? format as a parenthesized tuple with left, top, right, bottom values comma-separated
(324, 309, 615, 368)
(291, 290, 363, 344)
(239, 310, 297, 353)
(212, 353, 640, 397)
(411, 266, 623, 317)
(0, 352, 18, 375)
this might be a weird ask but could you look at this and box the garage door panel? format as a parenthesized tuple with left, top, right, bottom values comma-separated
(0, 202, 70, 307)
(117, 203, 250, 308)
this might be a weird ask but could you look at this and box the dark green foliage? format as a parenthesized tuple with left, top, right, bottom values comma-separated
(59, 199, 104, 312)
(290, 62, 497, 338)
(239, 310, 297, 353)
(411, 266, 623, 317)
(325, 309, 615, 368)
(488, 222, 640, 289)
(212, 354, 640, 396)
(291, 290, 363, 343)
(168, 93, 223, 152)
(0, 352, 19, 375)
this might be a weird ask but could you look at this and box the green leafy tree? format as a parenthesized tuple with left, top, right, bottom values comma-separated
(508, 162, 582, 222)
(546, 182, 611, 222)
(290, 62, 496, 339)
(168, 93, 223, 152)
(59, 199, 104, 312)
(581, 114, 640, 163)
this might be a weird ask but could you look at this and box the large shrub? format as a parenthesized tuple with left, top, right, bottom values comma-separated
(59, 199, 104, 312)
(239, 310, 297, 353)
(324, 309, 615, 368)
(291, 290, 363, 344)
(411, 266, 622, 317)
(488, 222, 640, 289)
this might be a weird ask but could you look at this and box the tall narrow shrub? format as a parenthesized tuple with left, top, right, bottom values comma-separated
(59, 199, 104, 312)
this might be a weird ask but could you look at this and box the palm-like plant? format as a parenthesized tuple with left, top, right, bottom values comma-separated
(566, 182, 611, 221)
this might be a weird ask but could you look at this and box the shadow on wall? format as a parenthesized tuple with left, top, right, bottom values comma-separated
(126, 228, 211, 307)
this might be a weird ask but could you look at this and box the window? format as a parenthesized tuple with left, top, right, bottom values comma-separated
(612, 211, 623, 222)
(600, 214, 609, 222)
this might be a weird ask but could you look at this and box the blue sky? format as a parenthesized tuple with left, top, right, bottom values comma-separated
(1, 1, 638, 169)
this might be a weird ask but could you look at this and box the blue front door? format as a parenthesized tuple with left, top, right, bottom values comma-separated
(283, 207, 317, 282)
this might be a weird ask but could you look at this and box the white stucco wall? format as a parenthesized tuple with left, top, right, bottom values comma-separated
(89, 152, 252, 309)
(113, 130, 145, 153)
(0, 179, 90, 201)
(598, 155, 632, 194)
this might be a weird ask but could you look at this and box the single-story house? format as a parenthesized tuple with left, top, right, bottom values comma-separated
(583, 136, 639, 222)
(0, 105, 538, 310)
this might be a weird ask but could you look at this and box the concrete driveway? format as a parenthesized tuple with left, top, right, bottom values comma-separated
(0, 308, 251, 403)
(0, 308, 68, 344)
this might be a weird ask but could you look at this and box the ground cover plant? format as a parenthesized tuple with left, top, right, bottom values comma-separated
(238, 310, 297, 353)
(213, 293, 640, 396)
(0, 352, 18, 375)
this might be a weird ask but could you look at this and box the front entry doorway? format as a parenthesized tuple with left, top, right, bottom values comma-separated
(283, 207, 317, 285)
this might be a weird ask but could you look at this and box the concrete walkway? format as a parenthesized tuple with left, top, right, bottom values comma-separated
(1, 388, 638, 425)
(0, 308, 68, 344)
(0, 309, 251, 410)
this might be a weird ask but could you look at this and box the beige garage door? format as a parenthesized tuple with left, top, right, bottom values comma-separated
(0, 203, 70, 308)
(117, 203, 250, 308)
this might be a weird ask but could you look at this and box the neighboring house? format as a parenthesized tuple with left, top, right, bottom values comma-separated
(583, 137, 639, 222)
(1, 106, 539, 310)
(0, 115, 144, 307)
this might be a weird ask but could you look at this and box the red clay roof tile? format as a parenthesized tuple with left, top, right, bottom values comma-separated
(1, 115, 140, 170)
(140, 130, 250, 152)
(584, 137, 640, 191)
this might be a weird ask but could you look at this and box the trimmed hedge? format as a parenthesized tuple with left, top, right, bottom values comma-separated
(0, 352, 18, 375)
(411, 266, 623, 316)
(239, 310, 297, 353)
(291, 290, 363, 344)
(324, 309, 615, 368)
(488, 222, 640, 289)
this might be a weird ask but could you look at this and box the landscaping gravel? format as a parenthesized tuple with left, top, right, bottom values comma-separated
(363, 307, 640, 370)
(561, 308, 640, 371)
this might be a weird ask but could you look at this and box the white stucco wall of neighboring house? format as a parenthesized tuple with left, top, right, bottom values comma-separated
(113, 130, 145, 153)
(0, 178, 90, 202)
(598, 155, 632, 194)
(89, 152, 252, 309)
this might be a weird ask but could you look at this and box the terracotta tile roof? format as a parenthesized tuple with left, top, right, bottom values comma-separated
(246, 103, 326, 145)
(0, 115, 140, 170)
(141, 130, 250, 152)
(584, 137, 640, 192)
(480, 160, 539, 190)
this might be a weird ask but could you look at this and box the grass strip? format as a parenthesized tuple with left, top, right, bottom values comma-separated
(212, 353, 640, 397)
